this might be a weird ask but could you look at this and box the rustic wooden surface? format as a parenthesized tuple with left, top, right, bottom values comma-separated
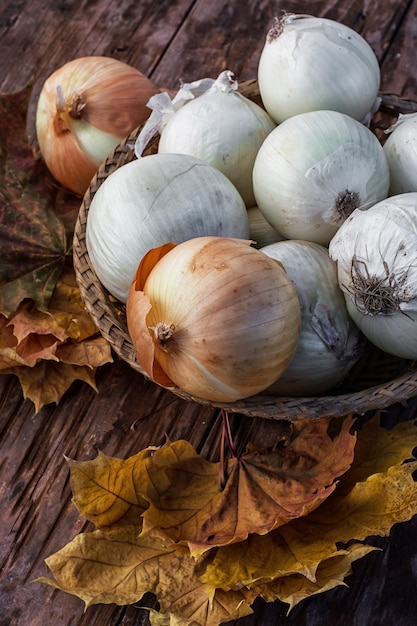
(1, 1, 417, 625)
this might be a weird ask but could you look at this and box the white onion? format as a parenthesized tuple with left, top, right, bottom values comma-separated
(261, 240, 363, 395)
(258, 13, 380, 124)
(329, 192, 417, 359)
(137, 70, 276, 207)
(383, 113, 417, 194)
(86, 153, 250, 302)
(252, 109, 390, 246)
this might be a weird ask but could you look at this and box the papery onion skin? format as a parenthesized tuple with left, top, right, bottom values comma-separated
(383, 113, 417, 195)
(86, 153, 250, 302)
(157, 71, 276, 207)
(126, 237, 301, 402)
(258, 14, 380, 124)
(35, 56, 160, 195)
(252, 109, 390, 246)
(260, 240, 364, 396)
(329, 193, 417, 360)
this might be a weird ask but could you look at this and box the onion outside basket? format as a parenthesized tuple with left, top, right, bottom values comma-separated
(73, 80, 417, 421)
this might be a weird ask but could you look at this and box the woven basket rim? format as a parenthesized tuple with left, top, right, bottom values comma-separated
(73, 80, 417, 420)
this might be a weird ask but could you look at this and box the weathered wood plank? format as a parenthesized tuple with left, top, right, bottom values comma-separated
(150, 0, 412, 88)
(0, 0, 197, 94)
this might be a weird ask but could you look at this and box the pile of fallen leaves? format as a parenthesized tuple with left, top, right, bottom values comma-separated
(38, 412, 417, 625)
(0, 88, 113, 411)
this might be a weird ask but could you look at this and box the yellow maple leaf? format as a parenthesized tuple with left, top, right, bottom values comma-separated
(38, 524, 255, 626)
(67, 448, 153, 528)
(6, 360, 97, 412)
(47, 262, 98, 342)
(254, 542, 378, 612)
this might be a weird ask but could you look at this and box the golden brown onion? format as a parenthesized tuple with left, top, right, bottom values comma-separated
(35, 56, 160, 195)
(126, 237, 301, 402)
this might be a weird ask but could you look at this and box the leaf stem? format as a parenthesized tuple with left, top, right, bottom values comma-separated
(222, 409, 237, 459)
(219, 409, 237, 491)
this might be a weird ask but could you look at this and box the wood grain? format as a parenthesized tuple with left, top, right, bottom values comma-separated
(1, 1, 417, 625)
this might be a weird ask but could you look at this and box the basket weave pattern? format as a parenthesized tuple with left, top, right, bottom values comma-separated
(73, 82, 417, 420)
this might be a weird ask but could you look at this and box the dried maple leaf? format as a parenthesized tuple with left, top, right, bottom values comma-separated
(15, 333, 60, 366)
(254, 543, 377, 612)
(140, 416, 356, 555)
(38, 524, 255, 625)
(279, 417, 417, 560)
(0, 314, 26, 369)
(56, 336, 113, 369)
(6, 261, 97, 345)
(8, 300, 74, 344)
(5, 361, 97, 412)
(46, 262, 98, 341)
(1, 311, 61, 368)
(67, 448, 153, 528)
(0, 88, 81, 316)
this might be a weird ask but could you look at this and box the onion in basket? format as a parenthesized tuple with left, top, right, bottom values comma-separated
(258, 13, 380, 124)
(126, 236, 301, 402)
(252, 109, 390, 246)
(86, 153, 250, 302)
(329, 192, 417, 360)
(148, 70, 276, 208)
(260, 240, 364, 396)
(383, 113, 417, 194)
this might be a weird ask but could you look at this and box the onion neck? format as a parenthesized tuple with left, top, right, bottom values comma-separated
(334, 189, 360, 220)
(54, 84, 86, 135)
(349, 257, 410, 315)
(150, 322, 175, 351)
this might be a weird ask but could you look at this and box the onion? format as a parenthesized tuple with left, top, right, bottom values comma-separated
(126, 237, 301, 402)
(35, 56, 160, 195)
(136, 70, 276, 207)
(86, 153, 250, 302)
(329, 192, 417, 359)
(383, 113, 417, 194)
(260, 240, 364, 395)
(258, 13, 380, 124)
(252, 109, 390, 246)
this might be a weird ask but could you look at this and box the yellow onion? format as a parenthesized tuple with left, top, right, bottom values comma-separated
(126, 236, 301, 402)
(35, 56, 160, 195)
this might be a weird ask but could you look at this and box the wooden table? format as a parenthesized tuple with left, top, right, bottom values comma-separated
(1, 1, 417, 625)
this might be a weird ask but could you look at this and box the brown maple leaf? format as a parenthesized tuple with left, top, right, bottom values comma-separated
(140, 416, 357, 554)
(0, 87, 77, 316)
(0, 314, 26, 369)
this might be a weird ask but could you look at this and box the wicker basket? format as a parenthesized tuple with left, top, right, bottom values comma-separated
(73, 80, 417, 421)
